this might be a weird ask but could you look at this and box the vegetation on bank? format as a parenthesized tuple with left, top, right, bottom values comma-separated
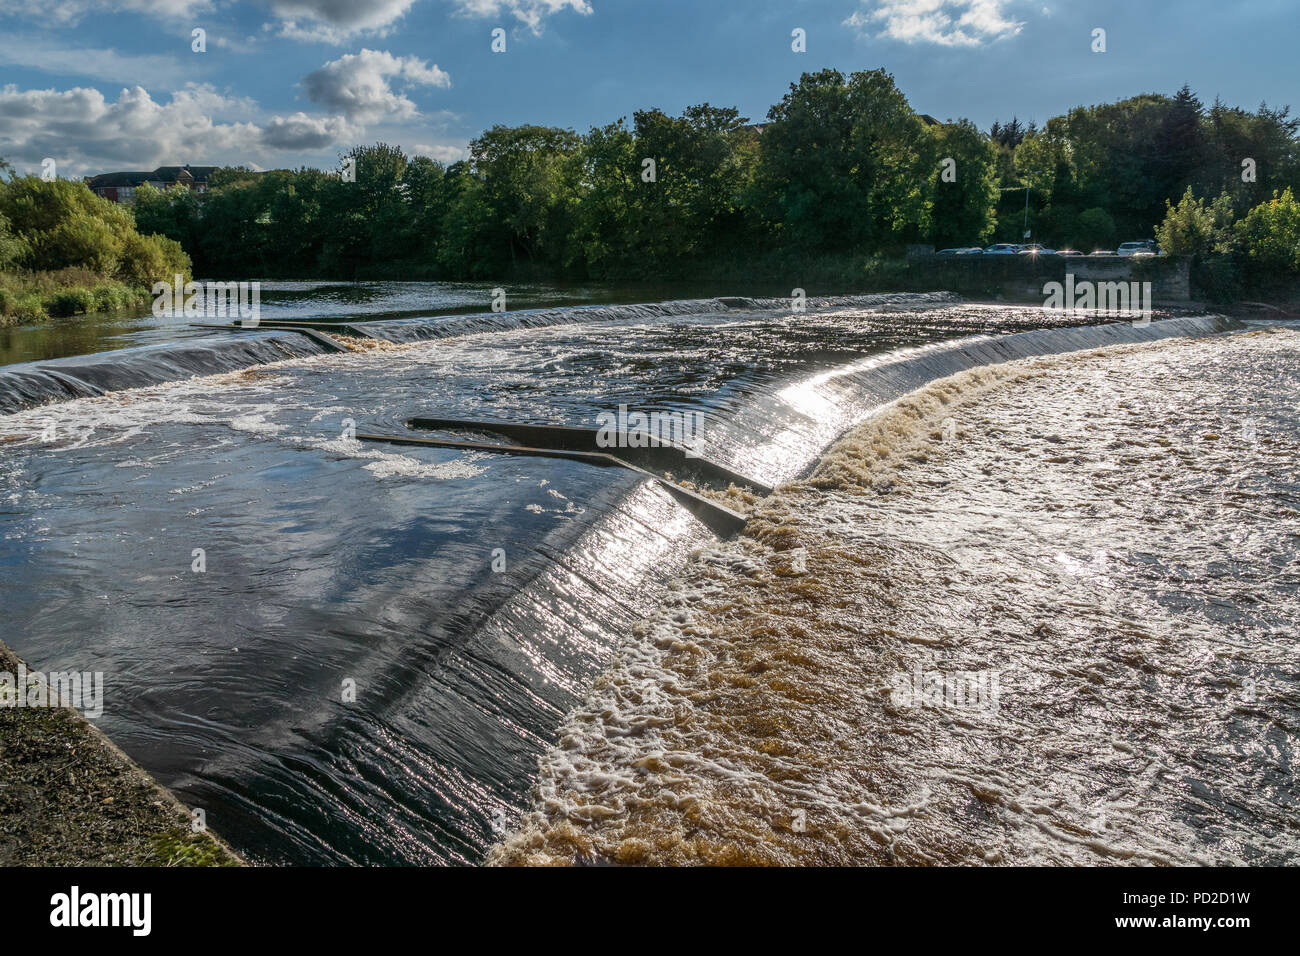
(1155, 186, 1300, 302)
(0, 160, 191, 325)
(119, 72, 1300, 302)
(2, 71, 1299, 313)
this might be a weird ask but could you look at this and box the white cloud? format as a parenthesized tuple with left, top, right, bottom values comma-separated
(0, 33, 191, 87)
(265, 0, 418, 42)
(449, 0, 592, 34)
(0, 83, 360, 175)
(846, 0, 1026, 47)
(300, 49, 449, 123)
(0, 0, 409, 42)
(260, 111, 355, 150)
(0, 0, 211, 24)
(1, 0, 591, 44)
(411, 142, 466, 163)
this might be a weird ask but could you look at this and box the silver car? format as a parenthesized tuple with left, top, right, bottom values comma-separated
(1117, 241, 1158, 257)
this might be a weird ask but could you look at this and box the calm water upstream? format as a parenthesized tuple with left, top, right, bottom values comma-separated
(0, 283, 1290, 865)
(0, 280, 794, 366)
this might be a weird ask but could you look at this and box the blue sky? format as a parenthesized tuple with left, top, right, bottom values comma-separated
(1, 0, 1296, 177)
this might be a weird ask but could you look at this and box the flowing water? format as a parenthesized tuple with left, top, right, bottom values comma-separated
(0, 286, 1285, 865)
(493, 326, 1300, 866)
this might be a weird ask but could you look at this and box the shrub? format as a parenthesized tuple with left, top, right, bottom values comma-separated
(1156, 188, 1236, 256)
(1235, 188, 1300, 274)
(0, 176, 191, 287)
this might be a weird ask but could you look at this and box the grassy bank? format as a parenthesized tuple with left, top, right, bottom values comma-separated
(0, 268, 152, 326)
(0, 640, 242, 866)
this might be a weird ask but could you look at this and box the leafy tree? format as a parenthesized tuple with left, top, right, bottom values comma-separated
(928, 120, 999, 246)
(756, 69, 933, 252)
(1201, 99, 1300, 212)
(133, 183, 201, 251)
(436, 164, 502, 278)
(1155, 187, 1235, 256)
(573, 118, 640, 276)
(0, 210, 27, 269)
(469, 125, 581, 268)
(1235, 187, 1300, 273)
(0, 176, 188, 283)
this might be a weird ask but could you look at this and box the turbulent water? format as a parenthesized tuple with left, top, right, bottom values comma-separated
(0, 290, 1286, 866)
(492, 327, 1300, 866)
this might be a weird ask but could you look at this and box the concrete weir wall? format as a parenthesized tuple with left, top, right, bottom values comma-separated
(906, 254, 1192, 303)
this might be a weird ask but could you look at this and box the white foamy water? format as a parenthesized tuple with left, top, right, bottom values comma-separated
(492, 327, 1300, 866)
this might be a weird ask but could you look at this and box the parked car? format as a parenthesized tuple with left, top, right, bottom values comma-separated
(985, 243, 1021, 255)
(956, 247, 985, 255)
(1089, 250, 1117, 257)
(1018, 244, 1056, 256)
(936, 248, 963, 255)
(1057, 249, 1084, 257)
(1117, 240, 1158, 257)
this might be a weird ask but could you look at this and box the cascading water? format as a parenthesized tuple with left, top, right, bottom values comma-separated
(0, 293, 1251, 864)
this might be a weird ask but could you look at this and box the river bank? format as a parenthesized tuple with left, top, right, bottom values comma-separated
(0, 640, 241, 866)
(0, 270, 152, 327)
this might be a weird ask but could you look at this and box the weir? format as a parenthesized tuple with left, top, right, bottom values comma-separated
(355, 428, 751, 538)
(0, 331, 339, 415)
(0, 293, 960, 416)
(0, 294, 1256, 865)
(190, 321, 359, 349)
(407, 416, 772, 492)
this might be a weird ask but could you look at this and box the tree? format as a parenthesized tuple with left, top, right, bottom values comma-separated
(1152, 86, 1208, 213)
(989, 117, 1029, 149)
(1202, 99, 1300, 212)
(928, 120, 1000, 246)
(573, 118, 640, 276)
(0, 176, 189, 283)
(469, 125, 581, 268)
(1155, 187, 1235, 256)
(0, 210, 27, 269)
(133, 183, 201, 251)
(1075, 207, 1117, 250)
(1235, 188, 1300, 273)
(615, 103, 756, 272)
(436, 167, 501, 278)
(757, 68, 933, 251)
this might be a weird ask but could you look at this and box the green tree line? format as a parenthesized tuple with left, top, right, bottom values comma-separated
(136, 69, 1005, 281)
(128, 73, 1299, 286)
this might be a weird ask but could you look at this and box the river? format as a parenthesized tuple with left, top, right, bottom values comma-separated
(0, 283, 1291, 865)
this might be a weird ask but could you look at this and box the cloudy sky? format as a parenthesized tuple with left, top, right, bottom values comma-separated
(1, 0, 1296, 177)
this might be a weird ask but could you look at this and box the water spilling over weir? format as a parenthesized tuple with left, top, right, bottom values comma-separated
(0, 294, 1247, 864)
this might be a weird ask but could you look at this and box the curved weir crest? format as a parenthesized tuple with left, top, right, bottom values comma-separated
(0, 331, 336, 415)
(0, 296, 1243, 864)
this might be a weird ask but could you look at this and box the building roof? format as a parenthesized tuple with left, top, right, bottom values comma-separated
(84, 171, 154, 188)
(85, 165, 218, 189)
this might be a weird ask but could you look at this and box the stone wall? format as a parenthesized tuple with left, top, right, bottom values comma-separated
(906, 255, 1193, 303)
